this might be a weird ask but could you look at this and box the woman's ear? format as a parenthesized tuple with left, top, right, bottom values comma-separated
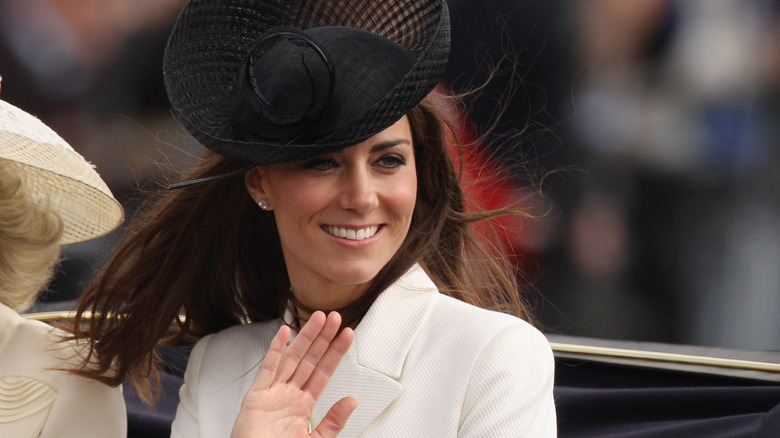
(244, 166, 270, 207)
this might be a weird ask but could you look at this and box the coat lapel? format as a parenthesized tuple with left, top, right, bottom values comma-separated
(312, 264, 439, 435)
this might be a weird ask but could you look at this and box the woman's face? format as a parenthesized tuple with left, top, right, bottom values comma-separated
(245, 116, 417, 309)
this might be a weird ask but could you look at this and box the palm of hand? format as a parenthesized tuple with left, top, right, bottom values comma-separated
(231, 311, 357, 438)
(238, 383, 317, 436)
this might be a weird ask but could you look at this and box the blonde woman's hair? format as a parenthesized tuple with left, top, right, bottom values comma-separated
(0, 159, 63, 311)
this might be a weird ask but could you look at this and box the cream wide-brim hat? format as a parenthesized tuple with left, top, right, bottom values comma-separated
(0, 99, 124, 245)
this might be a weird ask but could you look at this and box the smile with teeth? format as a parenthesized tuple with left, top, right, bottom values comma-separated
(324, 225, 380, 241)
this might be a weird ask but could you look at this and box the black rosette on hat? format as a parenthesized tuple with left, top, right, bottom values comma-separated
(163, 0, 450, 167)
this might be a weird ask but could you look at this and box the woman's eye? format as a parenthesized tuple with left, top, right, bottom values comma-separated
(375, 154, 405, 169)
(303, 158, 337, 171)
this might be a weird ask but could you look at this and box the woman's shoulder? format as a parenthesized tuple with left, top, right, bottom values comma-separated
(188, 320, 282, 376)
(432, 292, 537, 331)
(381, 266, 551, 356)
(429, 293, 551, 356)
(8, 318, 74, 371)
(0, 318, 60, 407)
(209, 319, 281, 343)
(15, 316, 54, 342)
(389, 265, 543, 334)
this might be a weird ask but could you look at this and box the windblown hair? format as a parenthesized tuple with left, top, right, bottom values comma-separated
(0, 160, 63, 311)
(70, 95, 532, 404)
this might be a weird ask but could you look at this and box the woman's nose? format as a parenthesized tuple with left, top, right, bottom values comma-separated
(338, 167, 379, 212)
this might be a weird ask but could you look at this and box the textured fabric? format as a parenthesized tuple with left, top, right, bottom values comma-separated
(163, 0, 450, 165)
(0, 303, 127, 438)
(0, 99, 123, 244)
(170, 264, 556, 437)
(0, 377, 57, 423)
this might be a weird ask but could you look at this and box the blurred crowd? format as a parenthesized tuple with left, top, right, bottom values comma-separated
(3, 0, 779, 350)
(570, 0, 780, 350)
(447, 0, 780, 351)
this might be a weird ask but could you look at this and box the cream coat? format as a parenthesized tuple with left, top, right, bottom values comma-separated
(0, 303, 126, 438)
(171, 265, 556, 437)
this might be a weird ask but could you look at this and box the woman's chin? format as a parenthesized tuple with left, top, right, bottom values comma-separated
(322, 264, 386, 291)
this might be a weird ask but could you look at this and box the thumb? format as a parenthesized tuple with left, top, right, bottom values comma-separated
(312, 397, 358, 438)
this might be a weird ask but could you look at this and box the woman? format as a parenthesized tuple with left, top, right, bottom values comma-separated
(71, 0, 557, 436)
(0, 96, 126, 437)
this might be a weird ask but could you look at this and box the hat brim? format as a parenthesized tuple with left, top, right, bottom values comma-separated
(0, 101, 124, 245)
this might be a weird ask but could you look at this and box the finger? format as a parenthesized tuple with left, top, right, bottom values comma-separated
(251, 325, 291, 391)
(273, 311, 326, 384)
(287, 311, 342, 388)
(312, 397, 358, 438)
(303, 326, 354, 399)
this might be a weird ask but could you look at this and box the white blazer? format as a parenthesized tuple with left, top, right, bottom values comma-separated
(171, 264, 556, 437)
(0, 303, 127, 438)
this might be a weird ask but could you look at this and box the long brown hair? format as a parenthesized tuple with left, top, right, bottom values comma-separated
(70, 95, 532, 403)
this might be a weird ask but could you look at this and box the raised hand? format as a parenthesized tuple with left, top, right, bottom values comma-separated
(230, 311, 357, 438)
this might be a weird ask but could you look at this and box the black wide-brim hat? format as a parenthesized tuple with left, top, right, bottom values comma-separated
(163, 0, 450, 166)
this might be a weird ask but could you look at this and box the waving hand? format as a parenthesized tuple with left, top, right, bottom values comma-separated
(231, 311, 357, 438)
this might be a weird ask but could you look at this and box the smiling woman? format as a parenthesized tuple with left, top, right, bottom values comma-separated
(244, 117, 417, 312)
(67, 0, 557, 436)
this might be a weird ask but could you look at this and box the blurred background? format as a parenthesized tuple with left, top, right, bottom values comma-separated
(3, 0, 779, 350)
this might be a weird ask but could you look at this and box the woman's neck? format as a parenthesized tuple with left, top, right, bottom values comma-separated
(289, 282, 368, 329)
(290, 281, 367, 312)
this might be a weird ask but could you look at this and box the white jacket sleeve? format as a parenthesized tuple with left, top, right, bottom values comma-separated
(459, 322, 557, 437)
(171, 334, 213, 438)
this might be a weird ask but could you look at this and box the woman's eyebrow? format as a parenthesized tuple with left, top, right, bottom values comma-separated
(370, 139, 412, 153)
(328, 139, 412, 157)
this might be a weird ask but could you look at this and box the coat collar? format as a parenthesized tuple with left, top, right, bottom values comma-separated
(353, 264, 438, 377)
(311, 263, 439, 435)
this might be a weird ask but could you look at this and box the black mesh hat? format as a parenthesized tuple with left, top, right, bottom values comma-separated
(163, 0, 450, 171)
